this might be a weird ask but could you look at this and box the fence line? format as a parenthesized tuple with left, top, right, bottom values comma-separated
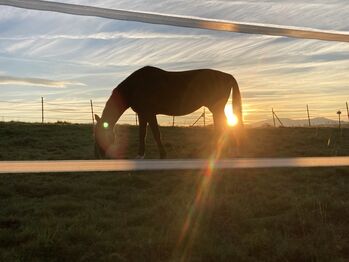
(0, 98, 348, 127)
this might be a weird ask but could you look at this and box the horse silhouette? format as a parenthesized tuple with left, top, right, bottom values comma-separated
(94, 66, 243, 159)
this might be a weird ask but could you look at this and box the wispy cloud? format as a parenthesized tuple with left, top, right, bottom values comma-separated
(0, 75, 85, 88)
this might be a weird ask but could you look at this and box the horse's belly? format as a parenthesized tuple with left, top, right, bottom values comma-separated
(155, 99, 204, 116)
(158, 107, 200, 116)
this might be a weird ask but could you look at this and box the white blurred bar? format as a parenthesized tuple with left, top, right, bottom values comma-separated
(0, 0, 349, 42)
(0, 157, 348, 173)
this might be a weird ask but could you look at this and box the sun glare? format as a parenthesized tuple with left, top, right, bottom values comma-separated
(224, 104, 238, 126)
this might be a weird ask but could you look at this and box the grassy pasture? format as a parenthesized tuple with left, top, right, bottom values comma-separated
(0, 122, 348, 261)
(0, 122, 348, 160)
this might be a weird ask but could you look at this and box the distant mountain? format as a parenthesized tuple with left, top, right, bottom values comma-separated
(251, 117, 346, 127)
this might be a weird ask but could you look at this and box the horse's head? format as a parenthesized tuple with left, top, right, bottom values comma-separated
(94, 114, 114, 158)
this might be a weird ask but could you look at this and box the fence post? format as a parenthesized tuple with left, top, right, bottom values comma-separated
(272, 108, 276, 127)
(306, 104, 311, 127)
(41, 97, 44, 124)
(172, 116, 175, 127)
(203, 108, 206, 127)
(90, 99, 95, 125)
(346, 102, 349, 121)
(337, 110, 341, 129)
(135, 113, 138, 126)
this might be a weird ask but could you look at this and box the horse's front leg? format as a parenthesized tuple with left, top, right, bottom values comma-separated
(148, 114, 167, 159)
(137, 114, 147, 159)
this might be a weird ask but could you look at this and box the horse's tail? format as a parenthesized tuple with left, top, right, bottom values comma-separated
(231, 76, 243, 127)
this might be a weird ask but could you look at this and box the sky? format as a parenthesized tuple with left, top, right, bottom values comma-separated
(0, 0, 348, 125)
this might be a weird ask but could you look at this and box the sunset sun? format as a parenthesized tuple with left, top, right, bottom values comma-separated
(224, 104, 238, 126)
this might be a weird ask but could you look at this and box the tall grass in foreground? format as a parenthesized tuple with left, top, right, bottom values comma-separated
(0, 168, 348, 261)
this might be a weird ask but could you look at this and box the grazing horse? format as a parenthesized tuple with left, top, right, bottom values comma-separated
(94, 66, 243, 159)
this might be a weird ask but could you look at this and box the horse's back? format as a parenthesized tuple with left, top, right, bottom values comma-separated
(120, 66, 233, 115)
(133, 66, 232, 91)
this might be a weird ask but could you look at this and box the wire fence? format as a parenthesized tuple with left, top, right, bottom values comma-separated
(0, 98, 348, 127)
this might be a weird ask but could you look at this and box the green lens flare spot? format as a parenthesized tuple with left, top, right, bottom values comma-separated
(103, 122, 109, 129)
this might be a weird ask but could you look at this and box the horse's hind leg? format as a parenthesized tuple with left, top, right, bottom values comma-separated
(148, 114, 167, 159)
(211, 107, 228, 150)
(137, 114, 147, 159)
(211, 106, 226, 133)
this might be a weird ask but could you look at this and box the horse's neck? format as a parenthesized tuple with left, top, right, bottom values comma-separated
(102, 90, 128, 126)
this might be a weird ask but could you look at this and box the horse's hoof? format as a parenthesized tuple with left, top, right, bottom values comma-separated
(136, 155, 145, 159)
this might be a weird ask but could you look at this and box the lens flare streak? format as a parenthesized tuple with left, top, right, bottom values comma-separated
(174, 132, 229, 261)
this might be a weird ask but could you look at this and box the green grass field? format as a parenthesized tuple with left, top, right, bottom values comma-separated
(0, 122, 348, 261)
(0, 122, 348, 160)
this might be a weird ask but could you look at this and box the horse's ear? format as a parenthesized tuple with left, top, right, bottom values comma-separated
(94, 114, 101, 122)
